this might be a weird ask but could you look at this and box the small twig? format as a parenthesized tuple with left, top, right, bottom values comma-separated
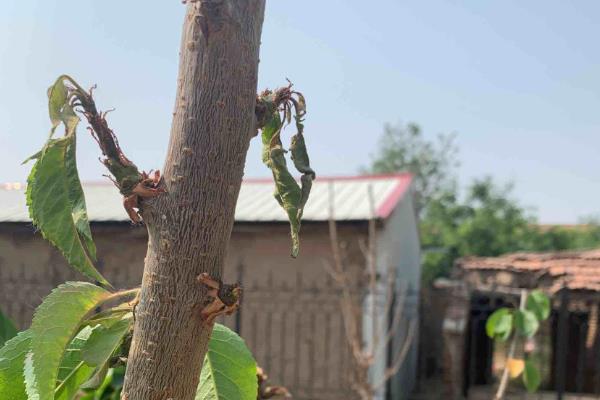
(197, 273, 241, 324)
(365, 185, 380, 352)
(326, 181, 418, 399)
(104, 288, 141, 303)
(257, 366, 292, 399)
(374, 279, 408, 361)
(372, 318, 417, 391)
(327, 182, 370, 365)
(61, 76, 165, 222)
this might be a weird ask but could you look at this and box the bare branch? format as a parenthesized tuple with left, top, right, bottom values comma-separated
(368, 196, 380, 353)
(325, 181, 415, 399)
(374, 279, 408, 362)
(372, 318, 417, 391)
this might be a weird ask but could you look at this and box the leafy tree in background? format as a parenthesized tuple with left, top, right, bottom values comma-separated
(420, 179, 600, 282)
(524, 218, 600, 252)
(420, 177, 533, 283)
(364, 122, 459, 214)
(366, 122, 600, 283)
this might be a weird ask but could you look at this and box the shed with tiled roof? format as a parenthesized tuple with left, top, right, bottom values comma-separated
(433, 249, 600, 399)
(455, 249, 600, 294)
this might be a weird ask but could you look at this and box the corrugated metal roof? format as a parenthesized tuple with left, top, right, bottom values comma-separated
(0, 174, 412, 223)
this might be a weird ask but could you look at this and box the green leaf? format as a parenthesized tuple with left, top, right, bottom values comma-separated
(0, 308, 17, 347)
(526, 290, 551, 321)
(515, 309, 540, 338)
(26, 282, 110, 400)
(81, 315, 131, 366)
(25, 77, 104, 284)
(523, 360, 541, 392)
(486, 308, 513, 341)
(81, 307, 132, 330)
(55, 311, 131, 400)
(26, 135, 107, 285)
(48, 78, 69, 136)
(67, 134, 97, 261)
(81, 362, 109, 391)
(196, 324, 257, 400)
(55, 326, 97, 400)
(0, 330, 32, 400)
(80, 367, 123, 400)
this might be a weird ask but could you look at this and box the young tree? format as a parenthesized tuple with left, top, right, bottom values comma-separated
(119, 3, 268, 398)
(102, 2, 312, 398)
(420, 177, 533, 282)
(486, 289, 551, 399)
(420, 177, 600, 282)
(0, 1, 314, 400)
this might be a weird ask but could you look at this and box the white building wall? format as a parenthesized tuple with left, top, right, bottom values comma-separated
(365, 186, 421, 400)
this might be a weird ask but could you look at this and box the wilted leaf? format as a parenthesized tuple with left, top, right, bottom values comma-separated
(0, 330, 32, 400)
(515, 309, 539, 338)
(26, 282, 110, 400)
(270, 147, 303, 258)
(261, 101, 314, 258)
(0, 308, 17, 347)
(526, 290, 550, 321)
(523, 360, 541, 392)
(196, 324, 257, 400)
(47, 76, 79, 138)
(290, 130, 315, 216)
(486, 308, 513, 341)
(261, 112, 282, 164)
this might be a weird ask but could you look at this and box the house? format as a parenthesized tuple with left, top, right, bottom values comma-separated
(435, 250, 600, 400)
(0, 173, 421, 400)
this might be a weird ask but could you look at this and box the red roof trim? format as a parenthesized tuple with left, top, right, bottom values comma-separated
(243, 173, 413, 219)
(242, 172, 412, 184)
(376, 175, 412, 219)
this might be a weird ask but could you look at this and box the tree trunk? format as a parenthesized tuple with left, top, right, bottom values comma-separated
(122, 1, 266, 399)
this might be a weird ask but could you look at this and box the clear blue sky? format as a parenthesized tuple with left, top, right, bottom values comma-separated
(1, 1, 599, 223)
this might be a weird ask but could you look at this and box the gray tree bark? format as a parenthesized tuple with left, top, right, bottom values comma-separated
(121, 1, 266, 399)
